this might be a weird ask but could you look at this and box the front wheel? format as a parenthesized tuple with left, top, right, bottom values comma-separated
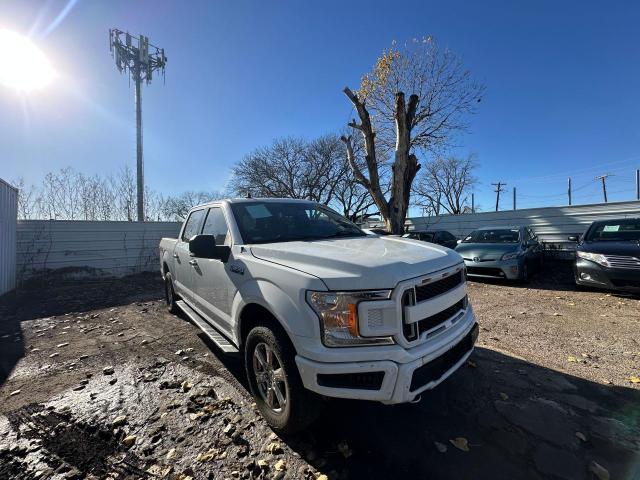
(245, 325, 321, 435)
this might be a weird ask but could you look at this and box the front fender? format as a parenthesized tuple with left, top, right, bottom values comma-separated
(231, 279, 319, 346)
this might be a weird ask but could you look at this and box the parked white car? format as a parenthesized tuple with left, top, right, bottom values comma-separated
(159, 198, 478, 433)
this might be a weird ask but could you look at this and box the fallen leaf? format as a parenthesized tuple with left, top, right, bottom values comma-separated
(449, 437, 469, 452)
(589, 461, 610, 480)
(553, 312, 562, 316)
(274, 459, 287, 471)
(166, 448, 176, 460)
(196, 449, 216, 462)
(567, 356, 578, 362)
(466, 360, 477, 368)
(629, 376, 640, 384)
(499, 392, 509, 401)
(265, 442, 283, 454)
(122, 435, 137, 447)
(9, 389, 21, 397)
(56, 343, 69, 348)
(575, 431, 587, 442)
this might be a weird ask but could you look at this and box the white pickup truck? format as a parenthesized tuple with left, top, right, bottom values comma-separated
(159, 198, 478, 433)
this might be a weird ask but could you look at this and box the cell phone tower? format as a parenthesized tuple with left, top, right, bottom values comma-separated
(109, 29, 167, 221)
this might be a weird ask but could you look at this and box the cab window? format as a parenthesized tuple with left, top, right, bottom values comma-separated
(181, 209, 206, 242)
(202, 207, 231, 246)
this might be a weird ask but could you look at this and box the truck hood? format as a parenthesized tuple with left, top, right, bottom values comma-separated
(250, 236, 462, 290)
(455, 242, 519, 260)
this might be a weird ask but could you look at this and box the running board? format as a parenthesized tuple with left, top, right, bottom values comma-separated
(176, 300, 239, 353)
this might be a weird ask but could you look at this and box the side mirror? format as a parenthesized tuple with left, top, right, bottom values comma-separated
(189, 234, 231, 262)
(568, 235, 579, 242)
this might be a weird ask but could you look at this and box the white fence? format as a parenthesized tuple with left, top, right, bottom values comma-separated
(399, 200, 640, 242)
(17, 220, 181, 282)
(0, 179, 18, 295)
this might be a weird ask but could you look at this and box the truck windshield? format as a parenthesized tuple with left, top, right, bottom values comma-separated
(463, 229, 520, 243)
(230, 201, 366, 244)
(585, 219, 640, 242)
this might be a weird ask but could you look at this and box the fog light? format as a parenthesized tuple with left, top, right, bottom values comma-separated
(580, 272, 591, 280)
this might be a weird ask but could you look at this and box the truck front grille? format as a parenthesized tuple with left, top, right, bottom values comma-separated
(414, 271, 463, 302)
(403, 298, 467, 341)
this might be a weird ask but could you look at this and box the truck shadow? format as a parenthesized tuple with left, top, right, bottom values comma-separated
(284, 347, 640, 480)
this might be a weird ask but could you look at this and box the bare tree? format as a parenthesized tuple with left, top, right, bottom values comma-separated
(162, 190, 224, 220)
(13, 178, 37, 219)
(341, 37, 483, 233)
(413, 154, 478, 215)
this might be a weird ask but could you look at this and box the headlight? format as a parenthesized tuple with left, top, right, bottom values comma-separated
(306, 290, 394, 347)
(501, 251, 523, 260)
(577, 251, 609, 267)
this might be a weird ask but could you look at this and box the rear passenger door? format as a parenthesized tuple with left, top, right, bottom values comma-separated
(173, 209, 206, 303)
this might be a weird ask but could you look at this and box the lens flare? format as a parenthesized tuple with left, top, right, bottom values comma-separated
(0, 29, 54, 91)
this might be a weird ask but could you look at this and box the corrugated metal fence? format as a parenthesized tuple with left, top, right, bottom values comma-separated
(17, 220, 181, 282)
(403, 200, 640, 244)
(0, 179, 18, 295)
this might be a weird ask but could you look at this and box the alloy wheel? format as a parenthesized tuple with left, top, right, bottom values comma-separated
(252, 342, 287, 413)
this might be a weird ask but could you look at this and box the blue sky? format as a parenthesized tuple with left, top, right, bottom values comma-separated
(1, 0, 639, 213)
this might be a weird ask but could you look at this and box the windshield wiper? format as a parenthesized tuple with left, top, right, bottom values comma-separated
(321, 231, 365, 239)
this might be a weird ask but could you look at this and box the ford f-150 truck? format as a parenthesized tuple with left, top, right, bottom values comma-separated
(159, 198, 478, 433)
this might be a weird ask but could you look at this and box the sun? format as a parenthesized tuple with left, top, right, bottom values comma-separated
(0, 29, 54, 91)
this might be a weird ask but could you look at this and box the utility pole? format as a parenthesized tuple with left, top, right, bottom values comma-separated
(568, 177, 572, 206)
(513, 187, 516, 210)
(109, 29, 167, 221)
(595, 174, 611, 203)
(492, 182, 506, 212)
(636, 169, 639, 200)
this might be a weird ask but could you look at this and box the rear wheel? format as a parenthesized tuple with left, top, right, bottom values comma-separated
(245, 325, 321, 435)
(164, 272, 179, 314)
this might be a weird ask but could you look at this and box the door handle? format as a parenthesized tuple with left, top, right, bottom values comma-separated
(173, 253, 179, 259)
(189, 259, 198, 266)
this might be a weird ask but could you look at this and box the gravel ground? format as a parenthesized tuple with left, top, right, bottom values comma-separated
(0, 263, 638, 480)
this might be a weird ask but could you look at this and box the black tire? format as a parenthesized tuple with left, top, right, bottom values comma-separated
(164, 272, 179, 314)
(245, 324, 322, 435)
(520, 262, 530, 283)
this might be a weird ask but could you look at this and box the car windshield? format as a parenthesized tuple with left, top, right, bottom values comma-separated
(230, 201, 365, 244)
(463, 229, 520, 243)
(585, 219, 640, 242)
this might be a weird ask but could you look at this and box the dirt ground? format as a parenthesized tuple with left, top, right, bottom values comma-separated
(0, 263, 639, 480)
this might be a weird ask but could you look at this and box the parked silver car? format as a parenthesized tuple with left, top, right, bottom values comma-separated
(454, 226, 542, 281)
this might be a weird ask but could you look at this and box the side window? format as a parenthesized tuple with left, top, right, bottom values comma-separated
(181, 209, 206, 242)
(202, 208, 230, 246)
(444, 232, 456, 241)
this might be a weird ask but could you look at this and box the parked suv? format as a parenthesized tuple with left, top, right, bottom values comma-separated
(455, 226, 541, 281)
(403, 230, 459, 249)
(160, 198, 478, 433)
(570, 218, 640, 292)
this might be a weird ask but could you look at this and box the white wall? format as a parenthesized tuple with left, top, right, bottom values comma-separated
(16, 220, 181, 282)
(0, 179, 17, 295)
(394, 200, 640, 242)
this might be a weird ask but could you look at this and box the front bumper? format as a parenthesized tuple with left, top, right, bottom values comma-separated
(462, 258, 522, 280)
(574, 259, 640, 292)
(295, 309, 478, 404)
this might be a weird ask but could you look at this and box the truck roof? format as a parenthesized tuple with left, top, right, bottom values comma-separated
(193, 197, 316, 209)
